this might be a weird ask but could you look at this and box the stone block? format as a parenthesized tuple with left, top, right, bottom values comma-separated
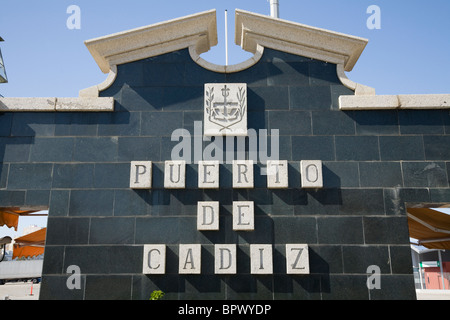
(179, 244, 201, 274)
(53, 164, 94, 189)
(89, 217, 135, 244)
(250, 244, 273, 274)
(130, 161, 152, 189)
(164, 160, 186, 189)
(73, 137, 118, 162)
(198, 161, 219, 189)
(29, 138, 74, 162)
(318, 217, 364, 244)
(300, 160, 323, 188)
(204, 83, 247, 136)
(359, 162, 402, 188)
(8, 163, 53, 190)
(141, 112, 183, 136)
(268, 110, 312, 135)
(291, 136, 335, 161)
(215, 244, 236, 274)
(379, 136, 425, 161)
(335, 136, 380, 161)
(267, 160, 288, 188)
(289, 86, 331, 110)
(55, 97, 114, 112)
(0, 97, 56, 112)
(286, 244, 310, 274)
(143, 245, 166, 274)
(233, 160, 254, 188)
(232, 201, 254, 231)
(95, 163, 130, 189)
(11, 112, 55, 137)
(312, 111, 355, 135)
(197, 201, 220, 231)
(69, 190, 114, 217)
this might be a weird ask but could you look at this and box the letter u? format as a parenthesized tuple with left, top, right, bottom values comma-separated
(169, 164, 181, 183)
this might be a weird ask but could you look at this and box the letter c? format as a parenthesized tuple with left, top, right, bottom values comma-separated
(148, 249, 161, 269)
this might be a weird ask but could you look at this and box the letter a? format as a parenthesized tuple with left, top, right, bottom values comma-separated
(66, 265, 81, 290)
(179, 244, 201, 274)
(367, 5, 381, 30)
(367, 265, 381, 289)
(66, 5, 81, 30)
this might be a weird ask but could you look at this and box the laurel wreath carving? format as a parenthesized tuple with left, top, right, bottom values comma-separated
(205, 87, 214, 115)
(205, 85, 246, 132)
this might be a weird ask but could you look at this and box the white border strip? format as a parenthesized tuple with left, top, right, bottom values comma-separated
(340, 94, 450, 110)
(0, 97, 114, 112)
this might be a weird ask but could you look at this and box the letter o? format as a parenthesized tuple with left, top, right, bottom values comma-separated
(306, 164, 318, 183)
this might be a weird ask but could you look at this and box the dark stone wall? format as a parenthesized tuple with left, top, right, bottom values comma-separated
(2, 47, 447, 299)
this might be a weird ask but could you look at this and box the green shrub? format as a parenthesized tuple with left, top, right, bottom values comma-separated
(149, 290, 165, 300)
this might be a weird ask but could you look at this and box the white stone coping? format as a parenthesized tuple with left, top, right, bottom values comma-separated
(79, 65, 117, 98)
(188, 44, 264, 74)
(0, 97, 114, 112)
(336, 64, 375, 96)
(84, 9, 218, 74)
(235, 9, 368, 72)
(84, 8, 369, 74)
(339, 94, 450, 110)
(80, 9, 375, 97)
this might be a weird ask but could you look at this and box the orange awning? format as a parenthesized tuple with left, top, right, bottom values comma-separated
(0, 211, 19, 231)
(407, 208, 450, 250)
(14, 228, 46, 247)
(0, 208, 47, 231)
(12, 245, 44, 260)
(12, 228, 47, 259)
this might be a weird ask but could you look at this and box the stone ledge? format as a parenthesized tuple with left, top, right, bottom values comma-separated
(235, 9, 375, 95)
(0, 97, 114, 112)
(235, 9, 368, 72)
(339, 94, 450, 110)
(79, 66, 117, 98)
(84, 9, 217, 74)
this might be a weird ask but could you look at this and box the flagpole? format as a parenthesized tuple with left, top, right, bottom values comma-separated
(225, 10, 229, 66)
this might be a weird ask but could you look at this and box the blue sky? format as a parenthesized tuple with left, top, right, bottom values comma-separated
(0, 0, 449, 98)
(0, 1, 450, 238)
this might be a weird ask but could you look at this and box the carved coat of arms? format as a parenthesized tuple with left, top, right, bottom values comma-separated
(204, 83, 247, 136)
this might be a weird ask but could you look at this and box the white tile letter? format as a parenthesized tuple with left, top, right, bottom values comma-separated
(197, 201, 220, 231)
(143, 245, 166, 274)
(215, 244, 236, 274)
(267, 160, 288, 188)
(300, 160, 323, 189)
(130, 161, 152, 189)
(164, 160, 186, 189)
(233, 160, 254, 188)
(198, 161, 219, 189)
(286, 244, 310, 274)
(232, 201, 254, 231)
(179, 244, 201, 274)
(251, 244, 273, 274)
